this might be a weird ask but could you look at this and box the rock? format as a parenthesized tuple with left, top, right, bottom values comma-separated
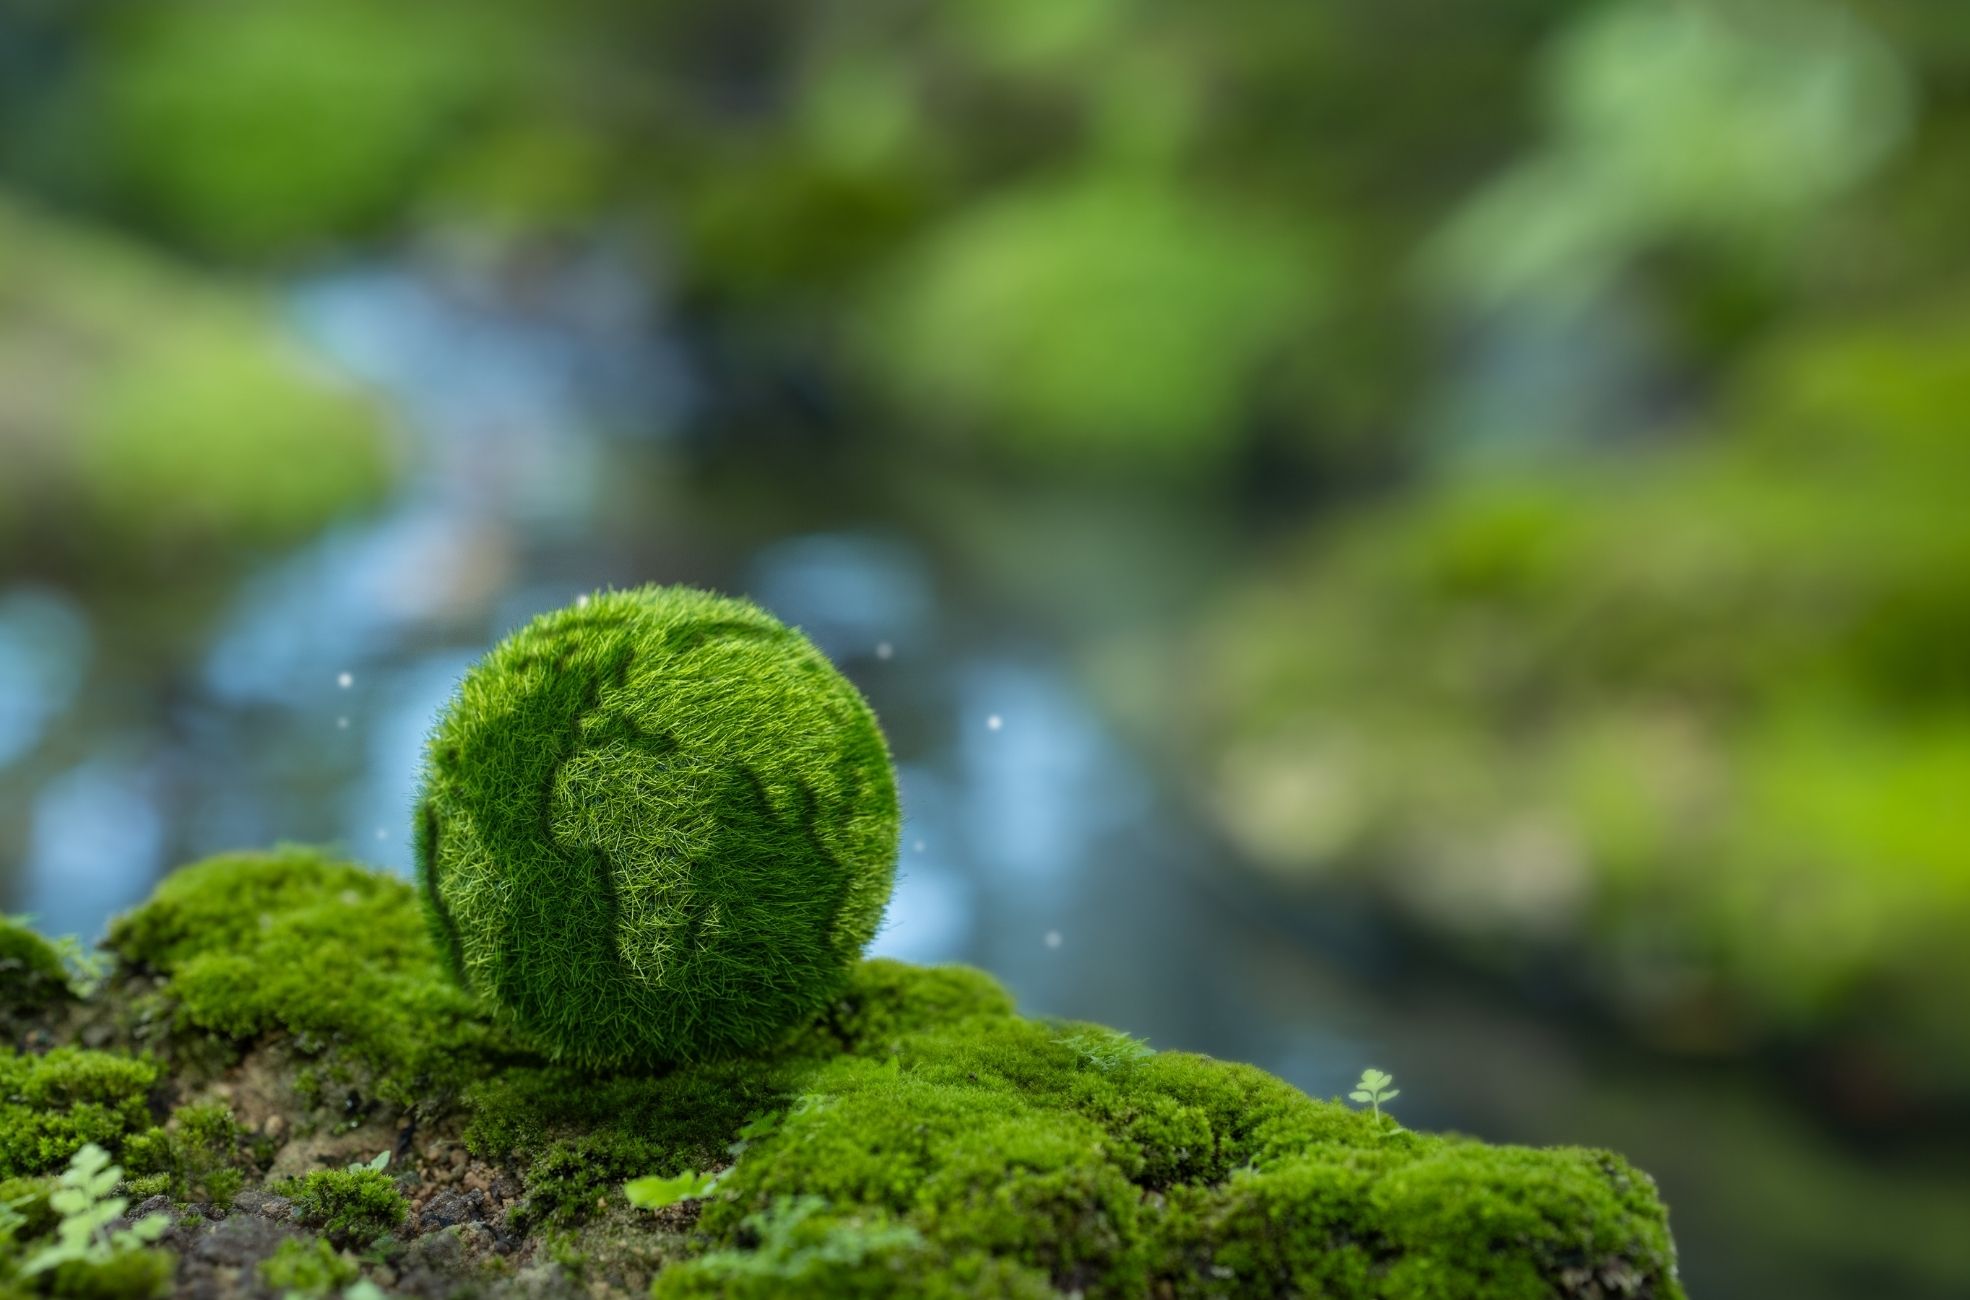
(186, 1214, 293, 1269)
(232, 1190, 295, 1223)
(416, 1187, 490, 1232)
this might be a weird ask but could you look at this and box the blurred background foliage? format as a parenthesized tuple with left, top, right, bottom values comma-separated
(3, 1, 1968, 1296)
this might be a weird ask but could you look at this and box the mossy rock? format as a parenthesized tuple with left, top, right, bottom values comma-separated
(0, 199, 395, 575)
(2, 852, 1680, 1297)
(0, 1047, 156, 1180)
(1157, 304, 1970, 1097)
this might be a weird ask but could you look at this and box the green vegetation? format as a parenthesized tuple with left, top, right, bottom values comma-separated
(691, 995, 1677, 1298)
(652, 1197, 1052, 1299)
(622, 1169, 717, 1212)
(0, 201, 394, 575)
(14, 1145, 171, 1298)
(119, 1105, 246, 1205)
(866, 178, 1314, 472)
(280, 1169, 407, 1244)
(416, 585, 900, 1068)
(0, 1051, 156, 1180)
(1426, 0, 1909, 312)
(4, 854, 1683, 1295)
(258, 1237, 357, 1297)
(1170, 304, 1970, 1093)
(105, 846, 515, 1109)
(1348, 1068, 1401, 1126)
(85, 0, 511, 258)
(0, 919, 70, 1026)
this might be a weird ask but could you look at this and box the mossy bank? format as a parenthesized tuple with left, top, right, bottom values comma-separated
(2, 850, 1682, 1298)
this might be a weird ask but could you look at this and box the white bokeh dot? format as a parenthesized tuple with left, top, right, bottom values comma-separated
(336, 671, 354, 689)
(986, 714, 1003, 731)
(1044, 930, 1063, 950)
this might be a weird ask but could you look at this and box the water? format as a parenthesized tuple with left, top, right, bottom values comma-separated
(3, 251, 1966, 1300)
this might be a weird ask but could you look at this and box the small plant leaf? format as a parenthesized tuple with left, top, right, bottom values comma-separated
(624, 1169, 717, 1211)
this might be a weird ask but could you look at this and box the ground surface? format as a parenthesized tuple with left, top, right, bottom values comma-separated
(1, 849, 1683, 1298)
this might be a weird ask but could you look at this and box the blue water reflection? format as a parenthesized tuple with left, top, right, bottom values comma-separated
(0, 589, 90, 770)
(20, 754, 163, 937)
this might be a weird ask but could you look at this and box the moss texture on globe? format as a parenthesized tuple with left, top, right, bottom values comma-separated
(415, 584, 899, 1068)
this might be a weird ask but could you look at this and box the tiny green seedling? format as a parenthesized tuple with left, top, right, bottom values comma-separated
(1349, 1068, 1401, 1125)
(1055, 1026, 1154, 1073)
(623, 1169, 719, 1211)
(20, 1144, 169, 1277)
(346, 1151, 391, 1175)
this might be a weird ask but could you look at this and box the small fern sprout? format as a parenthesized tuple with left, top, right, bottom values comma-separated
(21, 1144, 169, 1277)
(1349, 1068, 1402, 1125)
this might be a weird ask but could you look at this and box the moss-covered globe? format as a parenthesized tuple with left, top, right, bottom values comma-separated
(415, 585, 899, 1068)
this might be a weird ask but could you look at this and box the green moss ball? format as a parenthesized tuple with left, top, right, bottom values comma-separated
(415, 585, 899, 1068)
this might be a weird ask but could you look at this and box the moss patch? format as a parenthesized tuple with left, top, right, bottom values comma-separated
(689, 1013, 1681, 1298)
(105, 846, 518, 1110)
(120, 1103, 248, 1205)
(0, 1048, 157, 1179)
(13, 856, 1681, 1297)
(283, 1168, 409, 1244)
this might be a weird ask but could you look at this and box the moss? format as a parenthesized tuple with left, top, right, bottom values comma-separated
(15, 853, 1679, 1297)
(105, 846, 515, 1109)
(460, 960, 1015, 1227)
(119, 1104, 245, 1204)
(653, 1198, 1054, 1299)
(1155, 1144, 1677, 1298)
(0, 1048, 157, 1178)
(0, 202, 394, 575)
(258, 1237, 359, 1296)
(0, 919, 70, 1020)
(813, 959, 1017, 1054)
(464, 1052, 793, 1228)
(284, 1168, 408, 1244)
(692, 1003, 1682, 1298)
(417, 585, 900, 1069)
